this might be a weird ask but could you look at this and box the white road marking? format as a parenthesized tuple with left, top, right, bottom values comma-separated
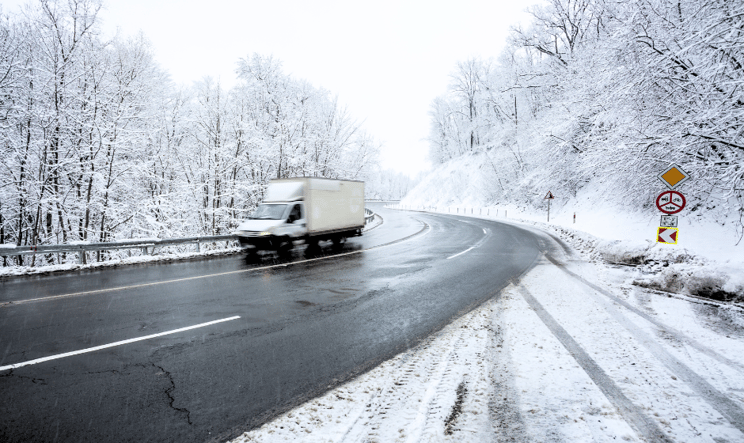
(446, 226, 489, 260)
(0, 316, 240, 372)
(447, 246, 476, 260)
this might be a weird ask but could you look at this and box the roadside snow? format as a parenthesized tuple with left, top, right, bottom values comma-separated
(230, 209, 744, 442)
(0, 246, 244, 278)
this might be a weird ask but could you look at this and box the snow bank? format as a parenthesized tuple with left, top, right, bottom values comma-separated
(0, 247, 244, 278)
(524, 216, 742, 302)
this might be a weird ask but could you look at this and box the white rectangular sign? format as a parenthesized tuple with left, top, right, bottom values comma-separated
(660, 215, 678, 227)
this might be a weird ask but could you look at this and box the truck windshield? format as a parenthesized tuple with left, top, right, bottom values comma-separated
(248, 204, 287, 220)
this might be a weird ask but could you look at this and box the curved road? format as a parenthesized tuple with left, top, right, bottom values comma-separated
(0, 204, 543, 442)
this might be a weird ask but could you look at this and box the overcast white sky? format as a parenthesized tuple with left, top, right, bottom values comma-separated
(3, 0, 536, 177)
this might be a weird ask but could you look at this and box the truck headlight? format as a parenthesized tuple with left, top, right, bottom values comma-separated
(259, 231, 271, 236)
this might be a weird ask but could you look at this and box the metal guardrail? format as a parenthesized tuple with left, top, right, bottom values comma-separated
(0, 234, 238, 265)
(2, 208, 377, 266)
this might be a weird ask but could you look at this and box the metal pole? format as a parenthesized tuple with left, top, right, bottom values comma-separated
(547, 199, 551, 222)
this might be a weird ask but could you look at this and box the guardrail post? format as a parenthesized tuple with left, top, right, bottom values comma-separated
(196, 240, 201, 253)
(79, 250, 85, 265)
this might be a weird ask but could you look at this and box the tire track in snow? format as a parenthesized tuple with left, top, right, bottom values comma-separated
(544, 255, 744, 436)
(544, 254, 744, 375)
(337, 318, 472, 442)
(517, 285, 674, 443)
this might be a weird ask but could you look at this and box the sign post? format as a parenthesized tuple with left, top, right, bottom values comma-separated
(544, 191, 555, 222)
(655, 164, 689, 244)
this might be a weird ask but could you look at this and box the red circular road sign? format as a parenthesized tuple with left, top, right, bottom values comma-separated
(656, 190, 686, 214)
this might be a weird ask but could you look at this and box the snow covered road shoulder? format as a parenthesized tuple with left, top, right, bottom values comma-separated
(506, 255, 744, 442)
(231, 232, 744, 443)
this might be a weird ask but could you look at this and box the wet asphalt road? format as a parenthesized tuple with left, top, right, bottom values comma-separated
(0, 204, 542, 442)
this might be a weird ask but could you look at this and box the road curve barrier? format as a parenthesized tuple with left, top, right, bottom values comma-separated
(364, 208, 376, 224)
(0, 234, 238, 267)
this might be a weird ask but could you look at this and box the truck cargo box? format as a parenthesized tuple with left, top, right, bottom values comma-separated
(305, 178, 363, 233)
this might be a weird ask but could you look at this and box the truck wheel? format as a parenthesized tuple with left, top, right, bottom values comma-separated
(244, 248, 259, 262)
(331, 236, 346, 249)
(304, 239, 319, 257)
(277, 237, 293, 255)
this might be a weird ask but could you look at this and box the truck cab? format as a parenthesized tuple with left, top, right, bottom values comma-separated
(236, 202, 306, 252)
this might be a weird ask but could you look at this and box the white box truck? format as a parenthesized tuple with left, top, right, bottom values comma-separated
(235, 178, 365, 253)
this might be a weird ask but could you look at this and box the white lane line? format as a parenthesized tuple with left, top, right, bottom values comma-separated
(447, 246, 476, 260)
(0, 316, 240, 372)
(446, 227, 490, 260)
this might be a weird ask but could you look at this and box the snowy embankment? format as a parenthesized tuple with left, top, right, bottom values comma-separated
(0, 244, 245, 278)
(425, 207, 744, 305)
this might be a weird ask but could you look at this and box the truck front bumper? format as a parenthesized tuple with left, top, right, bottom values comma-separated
(236, 233, 277, 250)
